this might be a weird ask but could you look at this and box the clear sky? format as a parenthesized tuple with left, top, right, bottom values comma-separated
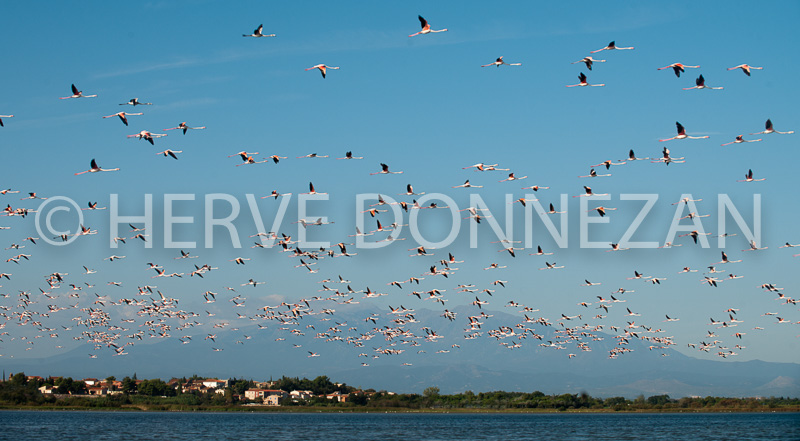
(0, 0, 798, 373)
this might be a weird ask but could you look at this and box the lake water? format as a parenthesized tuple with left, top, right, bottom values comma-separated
(0, 411, 797, 440)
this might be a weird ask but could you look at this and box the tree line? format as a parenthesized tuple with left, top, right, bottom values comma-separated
(0, 372, 797, 411)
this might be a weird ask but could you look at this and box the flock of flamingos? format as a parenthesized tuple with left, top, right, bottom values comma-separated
(0, 16, 797, 369)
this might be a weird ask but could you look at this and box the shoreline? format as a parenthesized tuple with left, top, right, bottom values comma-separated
(1, 405, 799, 414)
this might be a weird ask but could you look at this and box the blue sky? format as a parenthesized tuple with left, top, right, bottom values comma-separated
(1, 0, 799, 373)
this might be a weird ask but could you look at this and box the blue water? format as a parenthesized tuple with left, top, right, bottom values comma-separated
(0, 411, 797, 440)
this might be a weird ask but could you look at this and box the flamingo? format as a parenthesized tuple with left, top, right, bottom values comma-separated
(156, 150, 182, 160)
(590, 206, 617, 217)
(657, 63, 700, 78)
(0, 115, 13, 127)
(243, 24, 275, 38)
(499, 172, 527, 182)
(302, 182, 327, 195)
(521, 184, 550, 191)
(337, 151, 363, 160)
(102, 112, 142, 126)
(462, 163, 498, 170)
(590, 41, 634, 53)
(737, 169, 766, 182)
(650, 147, 685, 165)
(297, 153, 328, 159)
(742, 240, 767, 252)
(261, 190, 292, 199)
(128, 130, 166, 145)
(305, 64, 339, 79)
(593, 159, 626, 170)
(659, 122, 709, 141)
(678, 230, 710, 244)
(164, 122, 206, 135)
(716, 251, 742, 264)
(721, 135, 762, 146)
(74, 159, 120, 175)
(408, 15, 447, 37)
(566, 72, 604, 87)
(622, 149, 649, 161)
(571, 57, 605, 70)
(481, 56, 521, 67)
(119, 98, 151, 106)
(727, 64, 762, 76)
(683, 74, 723, 90)
(400, 184, 425, 196)
(59, 84, 96, 99)
(573, 186, 608, 198)
(579, 169, 611, 178)
(751, 119, 794, 135)
(370, 163, 403, 175)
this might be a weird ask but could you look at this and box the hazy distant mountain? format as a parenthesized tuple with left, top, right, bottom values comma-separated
(3, 306, 798, 398)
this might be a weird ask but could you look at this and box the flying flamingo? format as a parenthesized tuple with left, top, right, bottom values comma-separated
(452, 180, 483, 188)
(297, 153, 328, 159)
(261, 190, 292, 199)
(337, 151, 363, 160)
(0, 115, 13, 127)
(102, 112, 142, 126)
(128, 131, 166, 145)
(305, 64, 339, 79)
(573, 186, 608, 198)
(721, 135, 762, 146)
(578, 169, 611, 178)
(622, 149, 649, 161)
(302, 182, 327, 195)
(651, 147, 685, 165)
(243, 24, 275, 38)
(571, 57, 605, 70)
(590, 206, 617, 217)
(544, 203, 565, 214)
(481, 56, 521, 67)
(657, 63, 699, 78)
(401, 184, 425, 196)
(727, 64, 762, 76)
(737, 169, 765, 182)
(120, 98, 152, 106)
(683, 74, 723, 90)
(462, 163, 498, 170)
(408, 15, 447, 37)
(751, 119, 794, 135)
(74, 159, 120, 175)
(499, 173, 527, 182)
(60, 84, 96, 99)
(590, 41, 634, 53)
(370, 163, 403, 175)
(156, 150, 182, 160)
(566, 72, 604, 87)
(659, 122, 709, 141)
(521, 184, 550, 191)
(592, 160, 626, 170)
(164, 122, 206, 134)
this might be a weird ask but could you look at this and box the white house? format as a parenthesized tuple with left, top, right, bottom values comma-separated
(202, 379, 228, 389)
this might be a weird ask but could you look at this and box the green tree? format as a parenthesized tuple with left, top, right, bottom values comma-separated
(121, 376, 137, 394)
(423, 387, 440, 398)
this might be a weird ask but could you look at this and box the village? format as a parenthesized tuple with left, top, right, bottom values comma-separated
(9, 372, 371, 406)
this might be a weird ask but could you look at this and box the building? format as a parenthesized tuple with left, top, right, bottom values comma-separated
(325, 391, 350, 403)
(244, 389, 288, 404)
(202, 379, 228, 389)
(290, 390, 314, 401)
